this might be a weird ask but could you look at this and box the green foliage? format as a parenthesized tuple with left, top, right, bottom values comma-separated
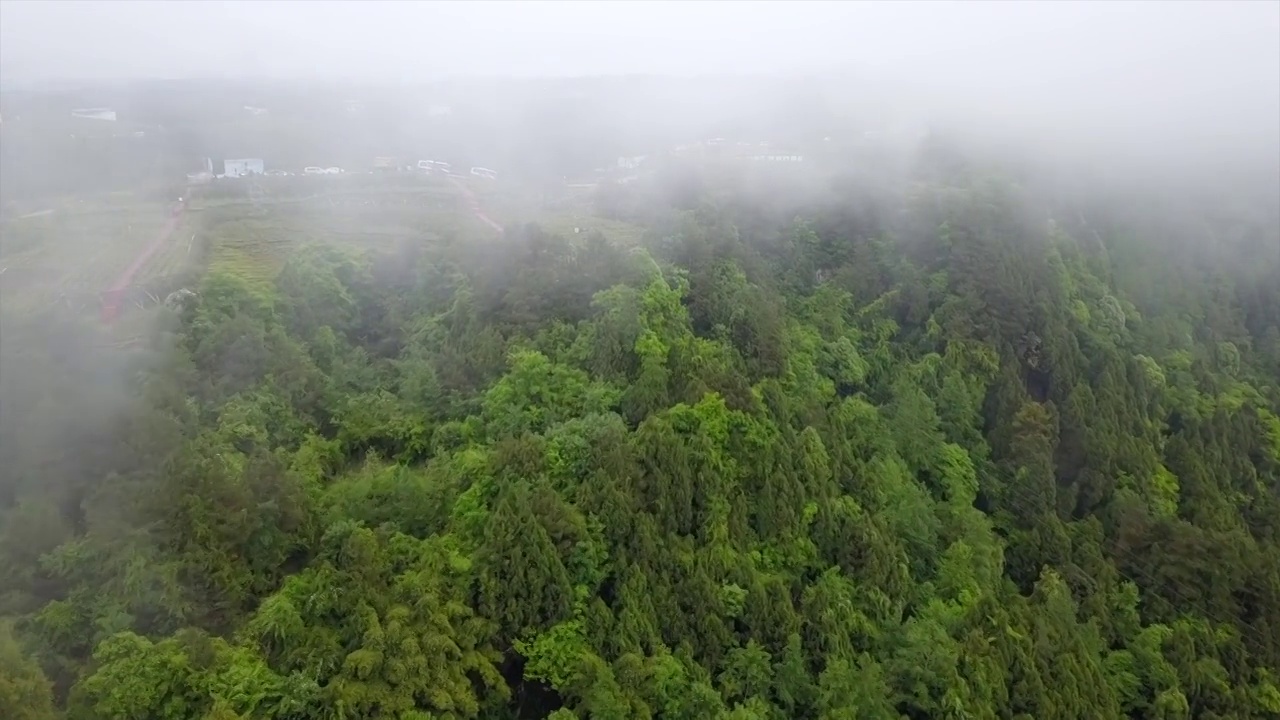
(0, 621, 57, 720)
(3, 140, 1277, 720)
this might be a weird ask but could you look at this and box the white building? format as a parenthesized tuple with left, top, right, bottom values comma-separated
(221, 158, 264, 178)
(70, 108, 116, 122)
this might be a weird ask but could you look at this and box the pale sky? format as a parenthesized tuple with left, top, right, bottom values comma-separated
(2, 0, 1277, 164)
(0, 0, 1276, 87)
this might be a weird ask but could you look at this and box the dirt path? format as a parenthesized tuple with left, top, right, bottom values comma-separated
(100, 198, 186, 323)
(448, 177, 504, 234)
(98, 178, 496, 324)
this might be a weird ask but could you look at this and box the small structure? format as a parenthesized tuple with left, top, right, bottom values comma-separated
(747, 154, 804, 163)
(221, 158, 264, 178)
(470, 167, 497, 180)
(616, 155, 647, 170)
(71, 108, 116, 121)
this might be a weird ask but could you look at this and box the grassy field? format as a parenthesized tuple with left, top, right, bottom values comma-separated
(0, 174, 647, 325)
(0, 196, 179, 316)
(455, 175, 651, 248)
(196, 186, 467, 291)
(530, 211, 650, 249)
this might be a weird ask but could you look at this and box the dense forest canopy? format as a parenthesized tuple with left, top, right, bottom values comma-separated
(1, 127, 1278, 720)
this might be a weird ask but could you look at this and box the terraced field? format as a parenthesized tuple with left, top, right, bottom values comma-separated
(532, 211, 651, 249)
(196, 186, 467, 290)
(0, 174, 622, 324)
(0, 199, 180, 316)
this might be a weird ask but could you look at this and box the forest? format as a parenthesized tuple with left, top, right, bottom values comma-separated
(1, 134, 1278, 720)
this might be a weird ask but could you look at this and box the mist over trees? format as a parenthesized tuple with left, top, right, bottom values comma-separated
(2, 2, 1279, 719)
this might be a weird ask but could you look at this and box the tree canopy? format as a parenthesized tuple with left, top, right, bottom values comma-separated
(1, 137, 1278, 720)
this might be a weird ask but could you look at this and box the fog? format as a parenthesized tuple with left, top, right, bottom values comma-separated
(1, 2, 1277, 498)
(2, 2, 1280, 712)
(2, 1, 1275, 87)
(3, 1, 1277, 174)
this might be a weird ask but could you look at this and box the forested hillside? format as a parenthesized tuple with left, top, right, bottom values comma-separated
(1, 137, 1278, 720)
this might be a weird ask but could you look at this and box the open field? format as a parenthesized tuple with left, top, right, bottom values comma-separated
(0, 197, 182, 316)
(0, 174, 478, 322)
(0, 170, 643, 326)
(529, 210, 650, 249)
(196, 184, 470, 290)
(191, 175, 663, 298)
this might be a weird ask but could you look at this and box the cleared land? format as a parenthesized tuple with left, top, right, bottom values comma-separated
(530, 211, 649, 248)
(195, 180, 469, 290)
(0, 197, 182, 316)
(0, 172, 644, 324)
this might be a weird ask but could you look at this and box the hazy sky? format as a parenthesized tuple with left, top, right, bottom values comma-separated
(1, 0, 1276, 86)
(2, 0, 1277, 161)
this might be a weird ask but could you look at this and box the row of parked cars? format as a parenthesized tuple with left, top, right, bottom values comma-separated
(417, 160, 498, 180)
(255, 163, 496, 180)
(251, 168, 344, 178)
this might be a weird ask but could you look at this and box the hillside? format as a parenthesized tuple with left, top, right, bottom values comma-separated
(0, 136, 1278, 720)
